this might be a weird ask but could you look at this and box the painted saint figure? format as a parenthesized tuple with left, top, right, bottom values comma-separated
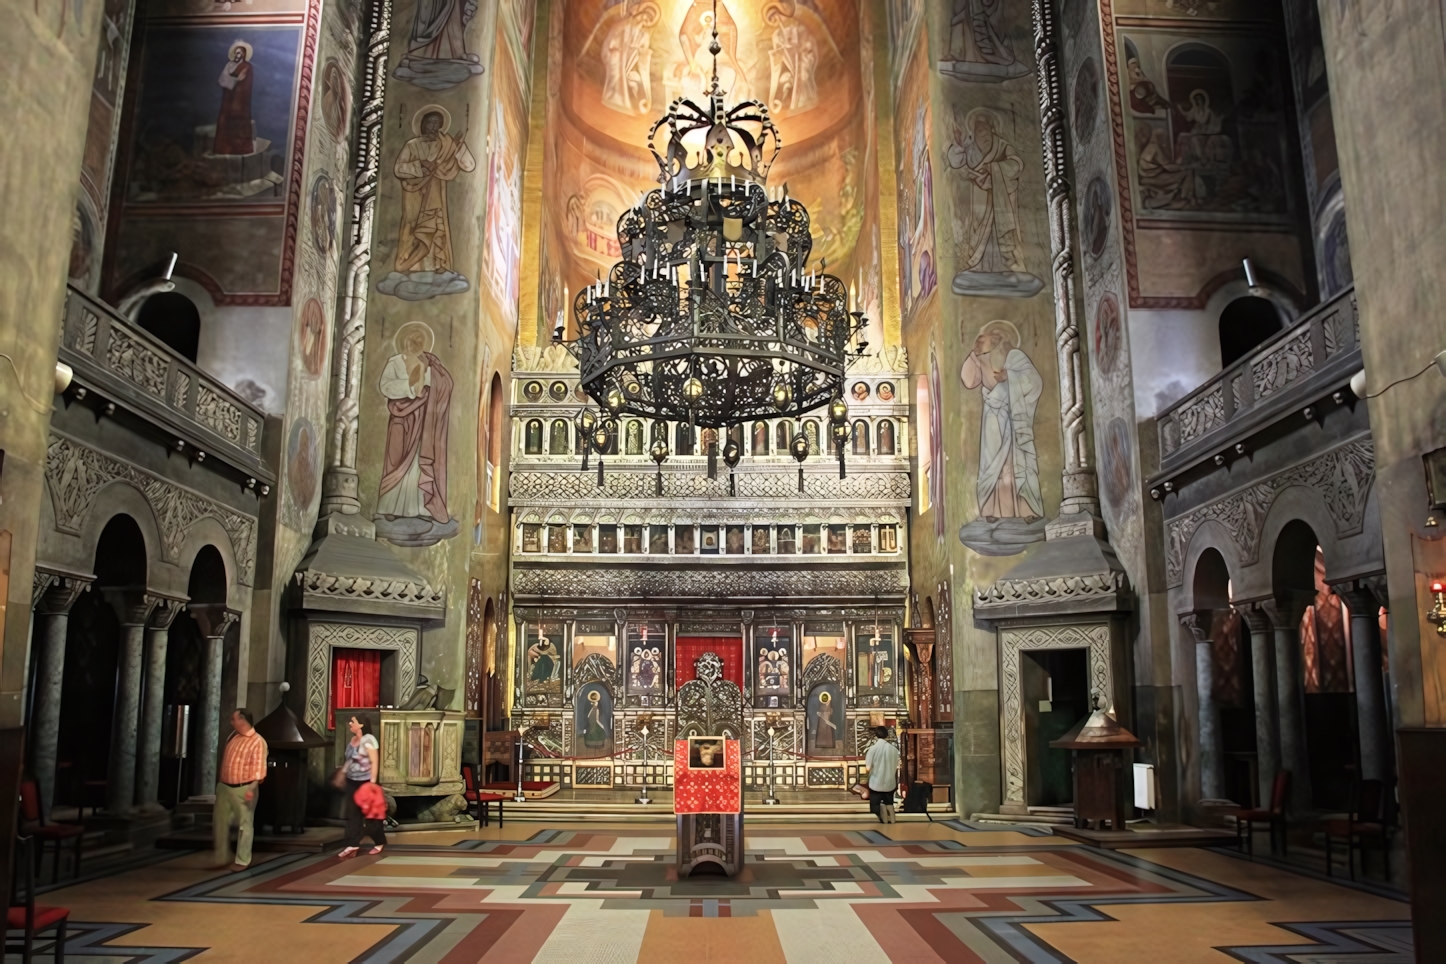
(214, 42, 255, 155)
(958, 321, 1046, 556)
(528, 638, 558, 685)
(393, 0, 484, 90)
(590, 0, 657, 114)
(946, 108, 1042, 297)
(814, 690, 837, 748)
(939, 0, 1029, 81)
(376, 322, 459, 546)
(394, 108, 475, 274)
(582, 689, 607, 749)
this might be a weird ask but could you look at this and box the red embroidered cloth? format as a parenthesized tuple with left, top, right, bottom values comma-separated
(673, 739, 741, 814)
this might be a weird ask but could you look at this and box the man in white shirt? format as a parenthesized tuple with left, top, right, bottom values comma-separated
(863, 726, 901, 824)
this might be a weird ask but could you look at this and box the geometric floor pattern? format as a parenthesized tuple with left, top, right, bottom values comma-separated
(27, 821, 1412, 962)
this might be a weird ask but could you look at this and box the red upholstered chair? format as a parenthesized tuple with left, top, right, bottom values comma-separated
(7, 836, 70, 963)
(1323, 778, 1390, 881)
(1235, 770, 1289, 856)
(462, 766, 507, 827)
(18, 781, 83, 884)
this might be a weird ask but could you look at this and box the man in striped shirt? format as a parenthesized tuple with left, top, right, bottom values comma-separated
(211, 708, 267, 871)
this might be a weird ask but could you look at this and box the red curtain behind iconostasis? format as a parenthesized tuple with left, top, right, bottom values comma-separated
(331, 648, 382, 729)
(674, 637, 743, 688)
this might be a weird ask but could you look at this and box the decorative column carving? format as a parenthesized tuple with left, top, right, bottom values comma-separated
(1259, 593, 1314, 815)
(318, 0, 391, 520)
(30, 567, 93, 819)
(190, 605, 240, 797)
(1031, 0, 1099, 526)
(1238, 605, 1279, 808)
(104, 592, 161, 815)
(1180, 612, 1224, 801)
(1335, 581, 1392, 782)
(904, 628, 936, 729)
(137, 596, 186, 811)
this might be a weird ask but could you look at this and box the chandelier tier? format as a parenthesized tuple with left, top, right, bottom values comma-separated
(555, 17, 868, 431)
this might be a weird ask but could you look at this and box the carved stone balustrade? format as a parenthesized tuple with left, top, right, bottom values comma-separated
(1153, 287, 1359, 488)
(58, 284, 273, 487)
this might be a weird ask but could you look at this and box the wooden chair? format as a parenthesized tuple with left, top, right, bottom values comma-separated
(7, 836, 70, 963)
(1323, 778, 1390, 881)
(462, 766, 506, 827)
(18, 781, 83, 884)
(1236, 770, 1289, 856)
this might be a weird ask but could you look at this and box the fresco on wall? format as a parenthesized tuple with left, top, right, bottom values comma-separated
(938, 0, 1030, 82)
(320, 58, 351, 140)
(1117, 33, 1290, 220)
(1099, 415, 1137, 523)
(957, 320, 1045, 554)
(107, 9, 316, 304)
(393, 0, 486, 90)
(943, 106, 1042, 297)
(125, 27, 302, 203)
(376, 105, 477, 301)
(284, 416, 320, 527)
(480, 0, 535, 318)
(375, 321, 459, 546)
(927, 348, 946, 539)
(896, 39, 938, 324)
(299, 297, 328, 376)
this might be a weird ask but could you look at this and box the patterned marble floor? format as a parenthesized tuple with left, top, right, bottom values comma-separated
(20, 820, 1411, 962)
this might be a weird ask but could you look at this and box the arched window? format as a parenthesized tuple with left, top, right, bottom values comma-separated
(524, 419, 543, 454)
(851, 419, 870, 456)
(136, 292, 201, 361)
(549, 419, 570, 454)
(877, 419, 896, 455)
(625, 419, 644, 455)
(486, 373, 504, 510)
(676, 422, 695, 455)
(651, 420, 669, 447)
(1219, 296, 1282, 367)
(775, 421, 791, 452)
(803, 419, 820, 456)
(751, 420, 769, 456)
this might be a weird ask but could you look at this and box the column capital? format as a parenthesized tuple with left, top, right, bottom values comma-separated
(1237, 604, 1274, 633)
(147, 594, 189, 630)
(1257, 592, 1313, 631)
(101, 588, 160, 626)
(1178, 611, 1210, 645)
(189, 603, 240, 639)
(32, 566, 93, 615)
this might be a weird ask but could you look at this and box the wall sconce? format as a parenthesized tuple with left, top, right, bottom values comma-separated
(1429, 581, 1446, 637)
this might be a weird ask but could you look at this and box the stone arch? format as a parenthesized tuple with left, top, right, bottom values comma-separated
(176, 518, 239, 605)
(1177, 516, 1246, 610)
(73, 481, 165, 580)
(1258, 484, 1345, 586)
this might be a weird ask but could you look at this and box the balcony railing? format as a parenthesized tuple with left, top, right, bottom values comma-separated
(58, 285, 273, 486)
(1154, 287, 1359, 480)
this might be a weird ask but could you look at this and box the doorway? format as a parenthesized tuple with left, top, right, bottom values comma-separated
(1021, 649, 1089, 808)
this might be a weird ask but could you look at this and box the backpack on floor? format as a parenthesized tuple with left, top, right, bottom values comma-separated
(902, 781, 933, 820)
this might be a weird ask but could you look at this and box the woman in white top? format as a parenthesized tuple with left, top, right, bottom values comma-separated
(338, 715, 385, 858)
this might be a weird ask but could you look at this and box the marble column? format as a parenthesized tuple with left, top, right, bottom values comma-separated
(105, 592, 160, 816)
(190, 606, 239, 797)
(1239, 605, 1279, 808)
(1336, 581, 1392, 783)
(1181, 613, 1224, 801)
(29, 569, 93, 819)
(137, 597, 185, 812)
(1260, 594, 1314, 815)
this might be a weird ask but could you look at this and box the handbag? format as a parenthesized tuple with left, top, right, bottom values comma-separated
(331, 765, 348, 790)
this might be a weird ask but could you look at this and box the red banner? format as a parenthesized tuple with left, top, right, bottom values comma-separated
(674, 637, 742, 686)
(330, 648, 381, 729)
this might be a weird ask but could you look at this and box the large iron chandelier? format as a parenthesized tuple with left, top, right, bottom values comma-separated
(554, 7, 869, 479)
